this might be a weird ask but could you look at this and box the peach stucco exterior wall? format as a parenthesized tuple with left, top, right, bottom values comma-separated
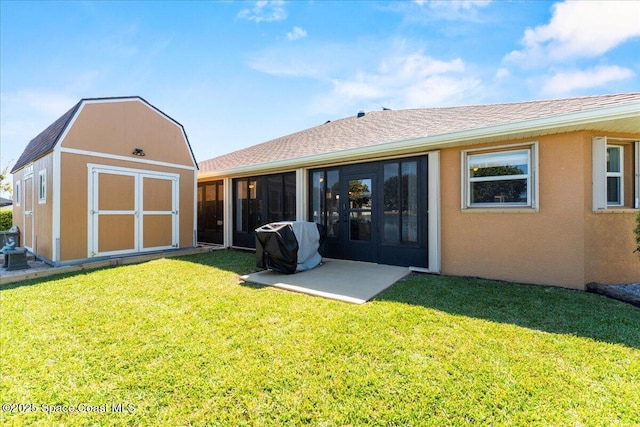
(585, 211, 640, 284)
(440, 131, 640, 289)
(441, 133, 589, 289)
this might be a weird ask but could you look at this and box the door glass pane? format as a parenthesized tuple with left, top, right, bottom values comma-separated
(311, 171, 324, 225)
(327, 170, 340, 238)
(350, 212, 371, 241)
(383, 163, 399, 243)
(248, 179, 262, 230)
(216, 182, 224, 231)
(402, 161, 418, 242)
(235, 179, 247, 232)
(349, 179, 372, 209)
(204, 183, 219, 230)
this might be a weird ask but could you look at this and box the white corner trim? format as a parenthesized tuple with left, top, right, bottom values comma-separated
(428, 151, 441, 274)
(296, 168, 307, 221)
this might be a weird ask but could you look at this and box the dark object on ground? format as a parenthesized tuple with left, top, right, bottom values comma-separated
(587, 282, 640, 308)
(256, 223, 299, 274)
(255, 222, 326, 274)
(2, 247, 29, 271)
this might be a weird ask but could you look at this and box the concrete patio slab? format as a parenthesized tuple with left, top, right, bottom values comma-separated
(241, 259, 411, 304)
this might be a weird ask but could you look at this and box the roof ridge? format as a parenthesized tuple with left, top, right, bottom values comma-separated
(360, 92, 640, 114)
(199, 92, 640, 172)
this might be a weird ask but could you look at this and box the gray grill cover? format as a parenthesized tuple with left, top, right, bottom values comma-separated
(255, 221, 323, 274)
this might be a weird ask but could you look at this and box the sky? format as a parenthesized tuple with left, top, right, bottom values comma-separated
(1, 0, 640, 195)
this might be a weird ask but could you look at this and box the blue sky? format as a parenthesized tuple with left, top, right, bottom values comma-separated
(1, 0, 639, 189)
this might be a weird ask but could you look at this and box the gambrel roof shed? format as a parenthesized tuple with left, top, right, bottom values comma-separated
(12, 96, 197, 173)
(11, 96, 198, 266)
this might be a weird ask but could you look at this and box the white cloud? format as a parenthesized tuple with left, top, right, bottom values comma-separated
(237, 1, 287, 23)
(541, 65, 635, 96)
(2, 90, 78, 118)
(249, 41, 482, 114)
(314, 51, 481, 113)
(409, 0, 492, 22)
(495, 68, 509, 80)
(287, 26, 307, 41)
(247, 43, 352, 78)
(426, 0, 492, 11)
(506, 1, 640, 65)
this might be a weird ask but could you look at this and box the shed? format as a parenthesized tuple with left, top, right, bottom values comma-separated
(11, 96, 198, 266)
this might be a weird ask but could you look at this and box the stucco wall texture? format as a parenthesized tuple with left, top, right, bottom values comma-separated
(440, 131, 639, 290)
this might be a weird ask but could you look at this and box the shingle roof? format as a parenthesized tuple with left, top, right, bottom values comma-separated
(11, 102, 81, 173)
(199, 92, 640, 173)
(11, 96, 198, 173)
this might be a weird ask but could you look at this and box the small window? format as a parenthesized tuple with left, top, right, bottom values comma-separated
(15, 182, 21, 206)
(38, 169, 47, 203)
(463, 144, 537, 209)
(606, 145, 623, 206)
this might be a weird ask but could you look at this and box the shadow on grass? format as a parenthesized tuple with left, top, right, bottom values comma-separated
(0, 267, 114, 292)
(376, 273, 640, 349)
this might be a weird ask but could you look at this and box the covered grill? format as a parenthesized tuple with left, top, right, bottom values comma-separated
(255, 222, 325, 274)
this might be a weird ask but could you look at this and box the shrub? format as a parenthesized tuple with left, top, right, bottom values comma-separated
(0, 209, 12, 230)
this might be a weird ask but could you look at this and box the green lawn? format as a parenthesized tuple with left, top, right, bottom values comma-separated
(1, 250, 639, 426)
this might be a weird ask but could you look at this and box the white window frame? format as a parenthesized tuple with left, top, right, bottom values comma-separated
(461, 142, 538, 210)
(15, 181, 21, 206)
(606, 145, 623, 206)
(593, 137, 640, 210)
(38, 169, 47, 204)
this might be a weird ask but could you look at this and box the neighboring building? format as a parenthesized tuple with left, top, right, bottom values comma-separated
(0, 197, 11, 208)
(11, 97, 198, 266)
(198, 93, 640, 289)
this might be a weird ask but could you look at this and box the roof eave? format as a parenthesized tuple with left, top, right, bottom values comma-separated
(199, 101, 640, 179)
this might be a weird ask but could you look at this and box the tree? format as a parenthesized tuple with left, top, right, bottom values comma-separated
(0, 161, 13, 196)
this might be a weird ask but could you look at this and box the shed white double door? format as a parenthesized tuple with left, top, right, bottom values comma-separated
(88, 165, 179, 257)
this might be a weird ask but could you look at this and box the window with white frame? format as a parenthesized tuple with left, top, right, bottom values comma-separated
(463, 143, 537, 209)
(593, 137, 639, 210)
(606, 145, 623, 206)
(38, 169, 47, 203)
(15, 182, 21, 206)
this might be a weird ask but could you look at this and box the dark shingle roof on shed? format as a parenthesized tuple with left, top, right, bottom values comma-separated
(11, 102, 81, 173)
(199, 92, 640, 173)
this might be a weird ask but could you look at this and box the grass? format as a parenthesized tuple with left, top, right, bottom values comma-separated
(1, 250, 639, 426)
